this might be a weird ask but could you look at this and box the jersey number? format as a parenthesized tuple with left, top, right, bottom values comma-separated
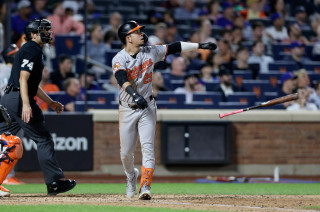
(143, 72, 152, 84)
(21, 59, 34, 71)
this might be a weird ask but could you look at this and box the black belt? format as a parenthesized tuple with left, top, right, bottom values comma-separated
(119, 95, 154, 110)
(4, 84, 19, 94)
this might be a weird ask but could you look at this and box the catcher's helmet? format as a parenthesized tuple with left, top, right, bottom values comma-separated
(24, 19, 53, 44)
(2, 44, 19, 64)
(118, 21, 145, 44)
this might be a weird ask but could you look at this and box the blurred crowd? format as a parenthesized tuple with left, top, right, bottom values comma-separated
(1, 0, 320, 111)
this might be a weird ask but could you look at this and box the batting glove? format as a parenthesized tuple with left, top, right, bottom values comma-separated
(199, 42, 217, 50)
(132, 93, 148, 109)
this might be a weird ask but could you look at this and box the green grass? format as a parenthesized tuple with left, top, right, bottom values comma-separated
(0, 205, 208, 212)
(4, 183, 320, 195)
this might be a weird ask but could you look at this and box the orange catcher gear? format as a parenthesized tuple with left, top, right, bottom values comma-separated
(139, 166, 153, 193)
(0, 132, 23, 187)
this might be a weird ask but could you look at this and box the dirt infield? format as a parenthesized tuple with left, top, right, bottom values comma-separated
(1, 194, 320, 212)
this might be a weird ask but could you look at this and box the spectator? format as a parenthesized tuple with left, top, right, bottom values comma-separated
(81, 24, 109, 78)
(234, 46, 259, 79)
(180, 49, 203, 72)
(174, 74, 204, 103)
(219, 29, 233, 44)
(57, 78, 82, 112)
(217, 38, 234, 71)
(11, 0, 39, 43)
(0, 44, 19, 96)
(104, 30, 117, 49)
(148, 23, 167, 45)
(245, 0, 267, 20)
(31, 0, 50, 19)
(214, 66, 242, 101)
(294, 6, 311, 31)
(263, 12, 289, 43)
(79, 71, 102, 93)
(248, 40, 274, 73)
(152, 72, 168, 98)
(46, 2, 84, 40)
(231, 26, 244, 52)
(51, 54, 75, 89)
(36, 66, 60, 111)
(287, 87, 318, 111)
(199, 63, 218, 84)
(252, 21, 265, 43)
(278, 72, 297, 108)
(206, 52, 224, 76)
(207, 0, 221, 24)
(315, 80, 320, 97)
(283, 41, 311, 69)
(147, 10, 163, 25)
(312, 24, 320, 59)
(167, 57, 187, 79)
(233, 14, 253, 41)
(163, 11, 175, 26)
(87, 0, 101, 20)
(104, 12, 122, 35)
(174, 0, 200, 21)
(102, 74, 118, 93)
(199, 18, 216, 43)
(165, 22, 183, 43)
(269, 0, 286, 16)
(295, 69, 320, 108)
(287, 23, 309, 45)
(161, 0, 180, 10)
(216, 2, 235, 29)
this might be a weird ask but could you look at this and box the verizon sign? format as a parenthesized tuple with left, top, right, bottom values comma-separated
(16, 113, 93, 171)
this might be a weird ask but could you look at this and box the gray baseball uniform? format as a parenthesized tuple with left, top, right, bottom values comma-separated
(112, 45, 168, 177)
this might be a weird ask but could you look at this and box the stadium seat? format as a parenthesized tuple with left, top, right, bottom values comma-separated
(55, 35, 82, 56)
(105, 50, 120, 67)
(218, 101, 249, 109)
(272, 43, 291, 60)
(304, 62, 320, 72)
(86, 90, 116, 105)
(263, 92, 279, 100)
(48, 91, 66, 101)
(170, 79, 184, 90)
(258, 72, 282, 90)
(155, 101, 180, 109)
(226, 92, 256, 105)
(241, 80, 273, 100)
(204, 82, 219, 91)
(233, 70, 253, 88)
(192, 92, 223, 104)
(74, 101, 111, 111)
(111, 40, 123, 49)
(184, 101, 217, 109)
(156, 92, 186, 104)
(268, 62, 299, 72)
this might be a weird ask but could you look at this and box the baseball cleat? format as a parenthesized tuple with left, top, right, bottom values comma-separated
(139, 185, 152, 200)
(126, 168, 139, 198)
(47, 179, 76, 195)
(3, 177, 24, 185)
(0, 185, 10, 197)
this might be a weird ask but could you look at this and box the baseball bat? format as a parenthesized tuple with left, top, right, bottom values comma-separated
(219, 93, 298, 119)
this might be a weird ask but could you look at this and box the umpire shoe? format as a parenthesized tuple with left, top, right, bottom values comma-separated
(126, 168, 139, 198)
(0, 185, 10, 197)
(139, 185, 152, 200)
(47, 179, 76, 195)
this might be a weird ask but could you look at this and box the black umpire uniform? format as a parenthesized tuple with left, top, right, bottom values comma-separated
(0, 19, 75, 195)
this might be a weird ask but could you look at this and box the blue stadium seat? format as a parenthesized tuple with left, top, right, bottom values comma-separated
(74, 101, 111, 111)
(226, 92, 256, 105)
(86, 90, 116, 105)
(272, 43, 291, 60)
(192, 92, 222, 104)
(111, 40, 123, 49)
(156, 92, 186, 104)
(263, 92, 279, 100)
(233, 70, 253, 88)
(184, 101, 217, 109)
(48, 91, 66, 101)
(308, 71, 320, 84)
(156, 101, 180, 109)
(105, 50, 120, 66)
(258, 72, 282, 90)
(204, 82, 219, 91)
(242, 79, 276, 100)
(269, 62, 299, 72)
(218, 101, 249, 109)
(170, 79, 184, 90)
(55, 35, 82, 56)
(304, 62, 320, 72)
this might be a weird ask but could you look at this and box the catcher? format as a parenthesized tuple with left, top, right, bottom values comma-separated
(0, 106, 22, 197)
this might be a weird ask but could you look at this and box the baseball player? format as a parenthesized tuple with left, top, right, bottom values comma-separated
(0, 19, 76, 195)
(112, 20, 217, 200)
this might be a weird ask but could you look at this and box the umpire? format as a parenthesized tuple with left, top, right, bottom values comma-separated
(0, 19, 76, 195)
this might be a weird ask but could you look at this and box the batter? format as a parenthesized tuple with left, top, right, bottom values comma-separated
(112, 20, 217, 200)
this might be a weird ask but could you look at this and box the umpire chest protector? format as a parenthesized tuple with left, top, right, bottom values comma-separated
(8, 41, 44, 98)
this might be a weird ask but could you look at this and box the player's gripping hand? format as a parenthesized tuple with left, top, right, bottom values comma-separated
(199, 42, 217, 50)
(132, 93, 148, 109)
